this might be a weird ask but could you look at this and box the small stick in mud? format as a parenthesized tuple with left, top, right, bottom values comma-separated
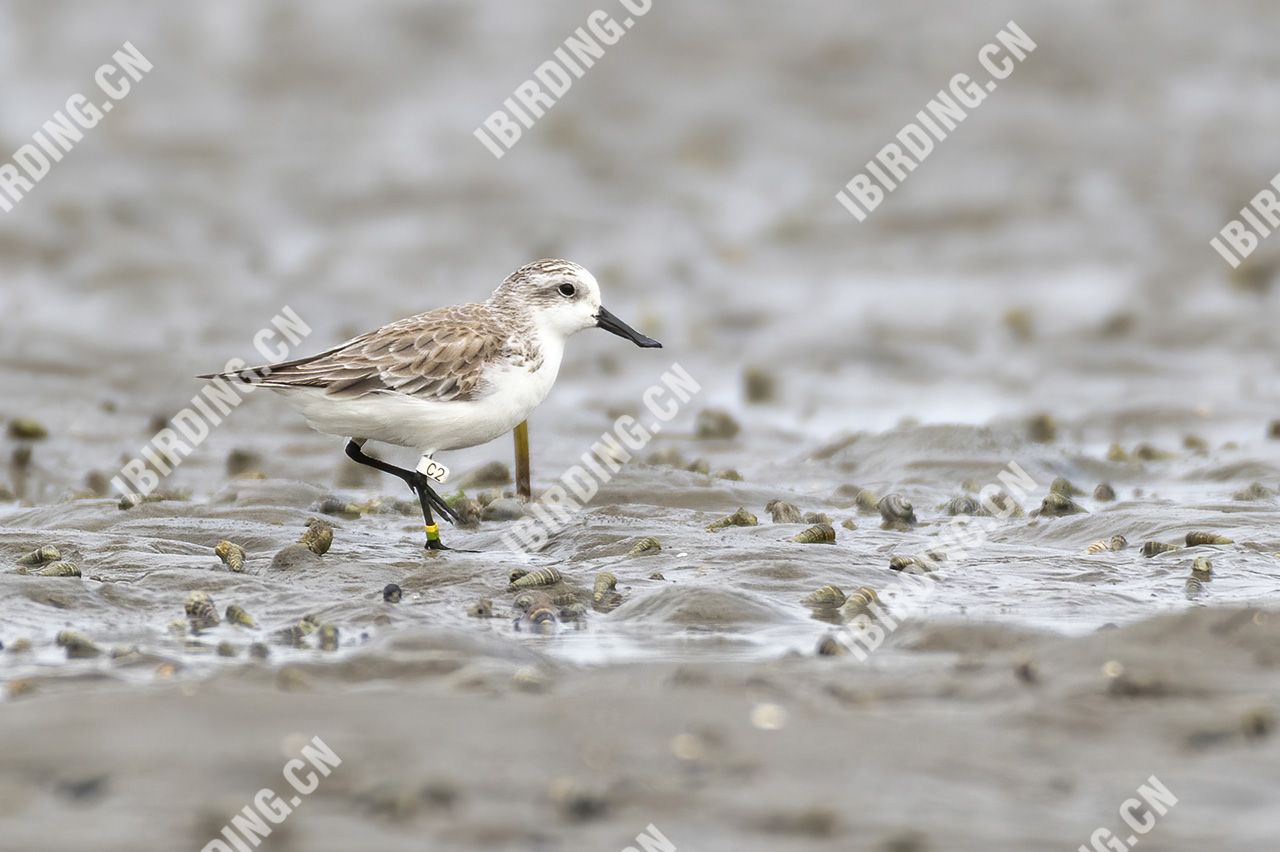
(513, 420, 532, 499)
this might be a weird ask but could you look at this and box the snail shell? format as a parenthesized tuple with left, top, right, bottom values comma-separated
(317, 624, 339, 651)
(525, 602, 557, 627)
(816, 635, 849, 656)
(1038, 492, 1084, 517)
(592, 574, 623, 612)
(888, 554, 915, 571)
(943, 495, 983, 517)
(468, 598, 494, 618)
(854, 489, 881, 515)
(17, 545, 60, 566)
(316, 496, 362, 518)
(765, 500, 803, 524)
(56, 630, 101, 659)
(1183, 434, 1208, 453)
(299, 519, 334, 556)
(1093, 483, 1117, 502)
(1027, 412, 1057, 442)
(791, 523, 836, 544)
(592, 572, 618, 601)
(225, 604, 257, 628)
(31, 561, 80, 577)
(1234, 482, 1276, 501)
(685, 457, 711, 474)
(1186, 531, 1233, 546)
(559, 602, 589, 621)
(843, 586, 880, 612)
(510, 567, 563, 590)
(803, 585, 846, 607)
(985, 490, 1025, 518)
(1141, 541, 1182, 557)
(877, 494, 916, 530)
(706, 507, 758, 532)
(839, 583, 880, 616)
(888, 555, 933, 574)
(1191, 556, 1213, 578)
(514, 591, 554, 613)
(453, 498, 484, 528)
(1086, 535, 1126, 554)
(215, 541, 246, 572)
(7, 417, 48, 440)
(382, 583, 403, 603)
(1134, 443, 1175, 461)
(626, 536, 662, 556)
(277, 625, 305, 646)
(286, 616, 317, 641)
(1049, 477, 1083, 497)
(184, 591, 220, 630)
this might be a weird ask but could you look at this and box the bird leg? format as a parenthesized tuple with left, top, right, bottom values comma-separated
(343, 440, 460, 549)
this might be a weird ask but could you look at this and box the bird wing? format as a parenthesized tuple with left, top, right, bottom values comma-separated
(202, 304, 508, 403)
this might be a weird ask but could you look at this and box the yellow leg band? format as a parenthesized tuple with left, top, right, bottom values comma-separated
(424, 524, 440, 541)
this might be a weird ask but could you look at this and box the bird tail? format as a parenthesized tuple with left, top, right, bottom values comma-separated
(197, 341, 357, 389)
(196, 364, 277, 386)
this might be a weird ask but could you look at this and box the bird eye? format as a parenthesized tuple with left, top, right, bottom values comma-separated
(558, 283, 576, 297)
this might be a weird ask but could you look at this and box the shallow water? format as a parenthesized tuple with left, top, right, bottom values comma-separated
(3, 0, 1280, 690)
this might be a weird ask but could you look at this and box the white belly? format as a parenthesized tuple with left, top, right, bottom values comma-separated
(277, 341, 563, 453)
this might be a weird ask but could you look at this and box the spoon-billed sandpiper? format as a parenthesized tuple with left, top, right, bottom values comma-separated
(201, 259, 661, 550)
